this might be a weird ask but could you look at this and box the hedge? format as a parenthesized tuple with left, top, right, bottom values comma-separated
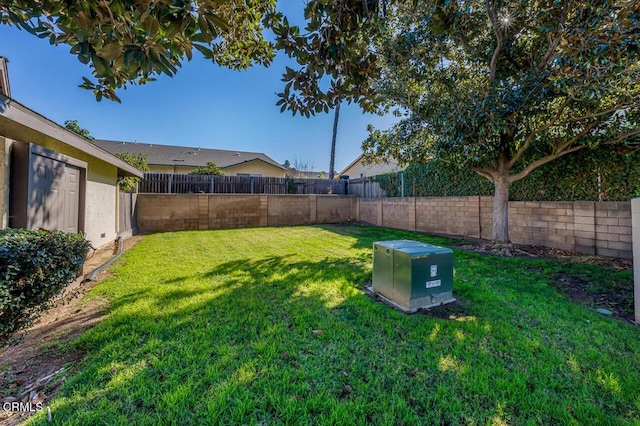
(377, 146, 640, 201)
(0, 229, 92, 342)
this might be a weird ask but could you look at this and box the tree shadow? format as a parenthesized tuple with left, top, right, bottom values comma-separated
(28, 226, 640, 425)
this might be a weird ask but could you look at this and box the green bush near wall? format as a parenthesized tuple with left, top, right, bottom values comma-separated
(0, 229, 92, 342)
(377, 147, 640, 201)
(376, 162, 493, 197)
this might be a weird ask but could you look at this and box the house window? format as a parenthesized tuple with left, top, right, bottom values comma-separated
(236, 173, 262, 177)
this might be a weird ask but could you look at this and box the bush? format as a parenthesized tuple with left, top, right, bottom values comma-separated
(377, 161, 493, 197)
(0, 229, 91, 342)
(377, 147, 640, 201)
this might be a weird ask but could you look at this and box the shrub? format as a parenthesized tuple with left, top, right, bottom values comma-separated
(377, 146, 640, 201)
(0, 229, 91, 342)
(116, 152, 149, 192)
(189, 161, 226, 176)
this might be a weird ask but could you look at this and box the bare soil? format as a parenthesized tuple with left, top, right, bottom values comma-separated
(454, 239, 633, 271)
(0, 234, 634, 424)
(0, 236, 142, 425)
(453, 239, 635, 323)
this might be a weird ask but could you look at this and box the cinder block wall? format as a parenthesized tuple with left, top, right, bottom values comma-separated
(136, 194, 633, 259)
(137, 194, 356, 233)
(358, 197, 633, 259)
(137, 194, 201, 232)
(208, 195, 268, 229)
(357, 199, 382, 224)
(382, 198, 415, 231)
(416, 197, 481, 238)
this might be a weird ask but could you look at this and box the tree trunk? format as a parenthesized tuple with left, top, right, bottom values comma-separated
(492, 171, 511, 243)
(329, 102, 340, 179)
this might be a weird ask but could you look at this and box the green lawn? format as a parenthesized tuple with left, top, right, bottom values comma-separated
(30, 225, 640, 425)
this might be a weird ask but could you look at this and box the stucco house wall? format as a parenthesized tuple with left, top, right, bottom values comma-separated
(338, 154, 403, 179)
(226, 160, 286, 177)
(19, 138, 120, 246)
(83, 159, 119, 246)
(0, 95, 142, 249)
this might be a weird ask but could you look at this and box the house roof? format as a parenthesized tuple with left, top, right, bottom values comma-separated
(0, 95, 143, 178)
(94, 140, 287, 171)
(286, 168, 327, 179)
(337, 154, 366, 177)
(337, 153, 402, 178)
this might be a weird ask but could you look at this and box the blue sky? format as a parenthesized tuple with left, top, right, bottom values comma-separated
(0, 6, 397, 173)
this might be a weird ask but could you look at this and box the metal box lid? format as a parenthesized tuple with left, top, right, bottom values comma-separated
(394, 244, 454, 258)
(374, 240, 425, 249)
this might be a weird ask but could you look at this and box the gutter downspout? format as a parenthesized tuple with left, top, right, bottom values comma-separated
(85, 235, 123, 282)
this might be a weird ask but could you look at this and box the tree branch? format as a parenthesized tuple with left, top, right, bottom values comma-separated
(473, 166, 495, 182)
(537, 0, 568, 70)
(484, 0, 502, 83)
(560, 102, 632, 124)
(554, 120, 601, 154)
(508, 97, 573, 168)
(509, 145, 586, 183)
(601, 127, 640, 146)
(509, 127, 640, 183)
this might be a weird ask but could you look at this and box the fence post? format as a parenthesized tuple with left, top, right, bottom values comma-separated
(167, 174, 173, 194)
(251, 176, 255, 194)
(401, 172, 405, 197)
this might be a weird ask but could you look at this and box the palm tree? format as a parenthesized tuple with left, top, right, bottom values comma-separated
(329, 102, 340, 179)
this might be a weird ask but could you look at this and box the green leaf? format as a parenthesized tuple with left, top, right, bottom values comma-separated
(99, 43, 122, 61)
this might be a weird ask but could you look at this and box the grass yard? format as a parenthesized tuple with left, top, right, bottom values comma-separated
(28, 225, 639, 425)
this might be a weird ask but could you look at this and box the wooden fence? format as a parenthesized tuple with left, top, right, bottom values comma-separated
(348, 177, 387, 198)
(118, 192, 137, 235)
(139, 173, 348, 195)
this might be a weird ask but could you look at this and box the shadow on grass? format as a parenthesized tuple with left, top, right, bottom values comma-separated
(32, 225, 640, 425)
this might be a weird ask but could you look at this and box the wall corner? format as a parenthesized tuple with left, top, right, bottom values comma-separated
(631, 198, 640, 325)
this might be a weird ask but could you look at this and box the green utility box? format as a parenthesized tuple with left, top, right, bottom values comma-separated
(373, 240, 455, 312)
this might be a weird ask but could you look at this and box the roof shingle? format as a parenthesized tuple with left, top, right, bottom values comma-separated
(94, 139, 285, 170)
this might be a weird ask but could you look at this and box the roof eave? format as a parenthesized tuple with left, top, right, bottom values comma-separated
(225, 157, 287, 171)
(337, 153, 364, 177)
(0, 95, 144, 178)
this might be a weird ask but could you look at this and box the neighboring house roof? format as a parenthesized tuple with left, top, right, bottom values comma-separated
(0, 95, 143, 178)
(337, 154, 402, 178)
(286, 168, 327, 179)
(94, 139, 287, 171)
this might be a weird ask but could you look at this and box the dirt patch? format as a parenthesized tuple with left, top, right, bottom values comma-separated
(0, 236, 142, 425)
(453, 238, 635, 323)
(454, 239, 633, 271)
(417, 301, 474, 320)
(551, 272, 634, 324)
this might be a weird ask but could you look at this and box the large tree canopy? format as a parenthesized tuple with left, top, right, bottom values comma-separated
(276, 0, 640, 243)
(4, 1, 639, 243)
(0, 0, 280, 101)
